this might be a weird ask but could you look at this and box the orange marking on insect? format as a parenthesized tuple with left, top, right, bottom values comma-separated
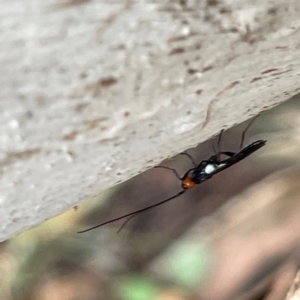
(181, 177, 196, 189)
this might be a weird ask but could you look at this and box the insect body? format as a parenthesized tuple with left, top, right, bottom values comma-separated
(181, 139, 266, 190)
(78, 118, 266, 233)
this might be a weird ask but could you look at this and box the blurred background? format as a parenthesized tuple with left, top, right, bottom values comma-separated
(2, 94, 300, 300)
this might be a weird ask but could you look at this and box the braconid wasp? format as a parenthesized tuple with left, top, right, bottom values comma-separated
(78, 116, 266, 233)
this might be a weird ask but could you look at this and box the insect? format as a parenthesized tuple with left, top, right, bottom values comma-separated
(78, 117, 266, 233)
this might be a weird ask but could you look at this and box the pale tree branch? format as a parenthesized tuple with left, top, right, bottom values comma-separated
(1, 0, 300, 241)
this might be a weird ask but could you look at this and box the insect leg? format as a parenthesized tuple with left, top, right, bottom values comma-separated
(154, 166, 181, 180)
(240, 115, 259, 149)
(179, 152, 197, 167)
(212, 143, 217, 155)
(217, 129, 224, 162)
(181, 167, 198, 180)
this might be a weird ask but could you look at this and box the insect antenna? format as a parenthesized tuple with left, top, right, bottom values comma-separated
(117, 215, 135, 233)
(77, 190, 186, 233)
(117, 163, 187, 232)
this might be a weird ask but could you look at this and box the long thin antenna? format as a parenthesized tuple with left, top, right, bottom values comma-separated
(117, 215, 135, 233)
(78, 190, 186, 233)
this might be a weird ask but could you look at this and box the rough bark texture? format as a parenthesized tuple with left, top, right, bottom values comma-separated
(1, 0, 300, 241)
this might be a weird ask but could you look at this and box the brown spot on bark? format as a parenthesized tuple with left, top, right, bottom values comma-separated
(187, 69, 199, 75)
(73, 103, 89, 112)
(261, 68, 278, 74)
(250, 77, 262, 83)
(275, 46, 288, 49)
(169, 48, 185, 55)
(216, 81, 239, 97)
(63, 130, 79, 141)
(271, 69, 292, 76)
(0, 149, 41, 167)
(84, 117, 109, 130)
(53, 0, 90, 8)
(99, 77, 118, 87)
(203, 65, 213, 72)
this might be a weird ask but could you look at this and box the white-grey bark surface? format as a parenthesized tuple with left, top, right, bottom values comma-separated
(1, 0, 300, 241)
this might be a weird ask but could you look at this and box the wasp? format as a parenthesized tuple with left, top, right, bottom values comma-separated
(78, 117, 266, 233)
